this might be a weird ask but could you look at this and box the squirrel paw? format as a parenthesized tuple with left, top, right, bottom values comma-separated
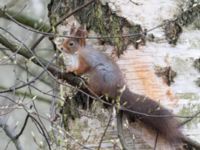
(66, 66, 76, 73)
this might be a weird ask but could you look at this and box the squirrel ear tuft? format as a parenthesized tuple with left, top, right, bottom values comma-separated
(75, 26, 88, 47)
(75, 26, 87, 37)
(70, 23, 76, 35)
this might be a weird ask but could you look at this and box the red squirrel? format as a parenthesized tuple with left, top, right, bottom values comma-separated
(59, 26, 183, 143)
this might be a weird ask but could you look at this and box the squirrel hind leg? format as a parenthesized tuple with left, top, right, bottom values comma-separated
(73, 90, 94, 110)
(88, 72, 117, 97)
(87, 77, 103, 96)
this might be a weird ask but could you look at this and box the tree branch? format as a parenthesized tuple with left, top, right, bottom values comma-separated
(182, 136, 200, 150)
(0, 117, 24, 150)
(97, 113, 112, 150)
(31, 0, 96, 50)
(117, 110, 129, 150)
(0, 49, 54, 88)
(0, 9, 50, 32)
(0, 33, 80, 87)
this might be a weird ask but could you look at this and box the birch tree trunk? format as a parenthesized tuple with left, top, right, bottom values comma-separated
(49, 0, 200, 149)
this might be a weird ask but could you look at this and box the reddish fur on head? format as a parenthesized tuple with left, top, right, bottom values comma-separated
(61, 25, 90, 75)
(74, 26, 87, 47)
(61, 25, 87, 53)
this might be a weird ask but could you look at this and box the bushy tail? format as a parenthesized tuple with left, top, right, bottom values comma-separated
(120, 88, 182, 143)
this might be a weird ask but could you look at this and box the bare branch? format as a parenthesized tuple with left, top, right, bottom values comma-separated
(0, 32, 80, 86)
(0, 117, 24, 150)
(15, 114, 29, 140)
(31, 0, 96, 50)
(0, 9, 50, 32)
(117, 110, 129, 150)
(97, 113, 113, 150)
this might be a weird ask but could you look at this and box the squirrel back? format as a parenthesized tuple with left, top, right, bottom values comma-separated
(79, 46, 125, 98)
(60, 26, 183, 144)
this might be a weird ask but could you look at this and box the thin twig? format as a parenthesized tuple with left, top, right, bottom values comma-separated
(32, 101, 50, 140)
(30, 115, 52, 150)
(153, 132, 159, 150)
(15, 114, 29, 139)
(0, 54, 57, 94)
(97, 113, 113, 150)
(179, 110, 200, 127)
(52, 126, 93, 150)
(31, 0, 96, 50)
(130, 0, 142, 5)
(1, 8, 158, 39)
(0, 118, 24, 150)
(117, 110, 129, 150)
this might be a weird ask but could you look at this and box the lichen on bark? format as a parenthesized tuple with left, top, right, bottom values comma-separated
(176, 3, 200, 28)
(162, 3, 200, 45)
(66, 0, 145, 55)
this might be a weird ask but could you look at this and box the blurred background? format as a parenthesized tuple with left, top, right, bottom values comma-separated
(0, 0, 55, 149)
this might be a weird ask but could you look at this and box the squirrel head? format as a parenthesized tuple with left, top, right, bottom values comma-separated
(61, 38, 80, 54)
(60, 25, 87, 54)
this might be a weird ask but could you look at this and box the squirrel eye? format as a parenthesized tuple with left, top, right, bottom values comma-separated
(69, 41, 75, 47)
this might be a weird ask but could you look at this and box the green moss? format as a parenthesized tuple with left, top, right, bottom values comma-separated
(67, 0, 144, 55)
(176, 4, 200, 27)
